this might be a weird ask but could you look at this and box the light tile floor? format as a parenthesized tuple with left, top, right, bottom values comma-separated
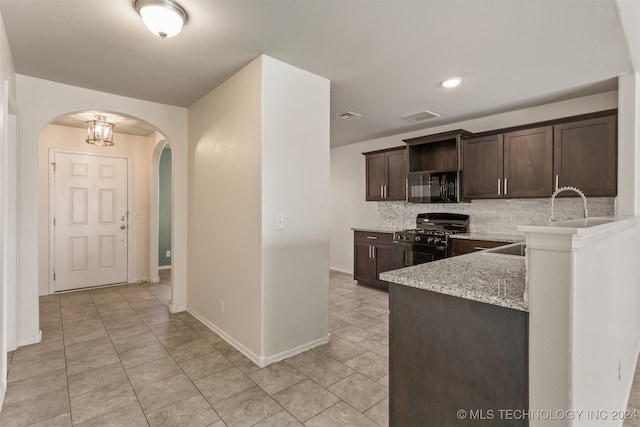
(1, 270, 390, 426)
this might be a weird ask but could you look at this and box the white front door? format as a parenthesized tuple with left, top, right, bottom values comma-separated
(52, 152, 128, 291)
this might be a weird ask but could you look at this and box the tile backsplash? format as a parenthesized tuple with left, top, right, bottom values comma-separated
(378, 198, 617, 235)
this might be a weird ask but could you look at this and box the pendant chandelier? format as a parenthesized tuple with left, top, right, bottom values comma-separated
(86, 115, 114, 146)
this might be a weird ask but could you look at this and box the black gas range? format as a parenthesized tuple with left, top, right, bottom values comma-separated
(393, 213, 469, 266)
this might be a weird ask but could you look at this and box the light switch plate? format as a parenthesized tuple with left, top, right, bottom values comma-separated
(276, 214, 284, 230)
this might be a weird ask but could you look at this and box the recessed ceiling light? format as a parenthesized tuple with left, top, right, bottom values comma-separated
(441, 78, 462, 88)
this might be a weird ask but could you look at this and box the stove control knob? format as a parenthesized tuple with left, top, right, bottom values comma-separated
(415, 236, 421, 242)
(427, 237, 434, 244)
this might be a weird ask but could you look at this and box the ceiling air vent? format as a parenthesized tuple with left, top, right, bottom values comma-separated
(400, 110, 442, 123)
(334, 111, 362, 120)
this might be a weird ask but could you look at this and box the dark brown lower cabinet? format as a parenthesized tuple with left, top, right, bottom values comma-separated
(450, 239, 512, 257)
(389, 283, 528, 426)
(354, 231, 405, 291)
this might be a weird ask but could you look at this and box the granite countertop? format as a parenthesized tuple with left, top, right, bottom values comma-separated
(450, 233, 524, 243)
(351, 226, 401, 234)
(380, 251, 527, 312)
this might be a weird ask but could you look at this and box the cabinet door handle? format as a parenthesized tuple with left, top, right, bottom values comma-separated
(380, 186, 384, 198)
(405, 178, 409, 202)
(384, 186, 388, 198)
(497, 179, 501, 196)
(371, 245, 376, 258)
(366, 236, 378, 240)
(368, 245, 372, 258)
(555, 175, 559, 191)
(474, 246, 492, 251)
(504, 178, 508, 196)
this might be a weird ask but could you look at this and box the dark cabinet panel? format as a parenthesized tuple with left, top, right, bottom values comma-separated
(375, 244, 405, 279)
(504, 126, 553, 198)
(389, 284, 528, 426)
(353, 242, 376, 283)
(385, 149, 407, 200)
(462, 134, 503, 199)
(450, 239, 512, 257)
(553, 116, 617, 197)
(364, 147, 406, 201)
(365, 153, 387, 201)
(463, 126, 553, 199)
(353, 231, 404, 291)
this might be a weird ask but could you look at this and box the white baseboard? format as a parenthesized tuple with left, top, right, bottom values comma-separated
(134, 277, 150, 284)
(261, 335, 330, 366)
(158, 265, 172, 270)
(0, 379, 5, 414)
(188, 307, 265, 366)
(149, 277, 160, 284)
(187, 307, 330, 368)
(169, 304, 187, 314)
(18, 330, 42, 347)
(330, 266, 353, 275)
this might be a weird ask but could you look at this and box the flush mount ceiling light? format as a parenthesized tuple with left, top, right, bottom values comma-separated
(441, 77, 462, 88)
(86, 115, 114, 146)
(135, 0, 188, 39)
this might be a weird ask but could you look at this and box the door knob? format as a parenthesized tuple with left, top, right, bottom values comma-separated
(120, 225, 126, 229)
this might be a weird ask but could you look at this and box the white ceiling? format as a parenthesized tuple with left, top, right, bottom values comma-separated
(0, 0, 633, 147)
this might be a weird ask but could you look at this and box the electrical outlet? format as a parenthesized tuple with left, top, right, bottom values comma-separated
(166, 250, 171, 258)
(276, 214, 284, 230)
(219, 299, 225, 314)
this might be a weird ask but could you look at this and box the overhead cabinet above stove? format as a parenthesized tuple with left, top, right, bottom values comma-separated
(403, 130, 473, 174)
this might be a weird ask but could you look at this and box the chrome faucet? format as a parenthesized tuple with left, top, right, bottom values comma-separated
(549, 186, 588, 221)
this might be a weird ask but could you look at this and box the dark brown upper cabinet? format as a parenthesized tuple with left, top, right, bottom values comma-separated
(363, 146, 406, 201)
(463, 126, 553, 199)
(403, 130, 472, 173)
(553, 115, 617, 197)
(503, 126, 554, 198)
(462, 134, 504, 199)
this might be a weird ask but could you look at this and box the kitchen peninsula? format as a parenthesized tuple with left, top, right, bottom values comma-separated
(381, 216, 640, 427)
(382, 248, 528, 426)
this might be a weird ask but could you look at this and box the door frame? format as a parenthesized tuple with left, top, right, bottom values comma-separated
(48, 149, 134, 293)
(149, 140, 172, 284)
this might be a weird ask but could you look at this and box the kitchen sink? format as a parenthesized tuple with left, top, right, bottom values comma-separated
(483, 242, 526, 257)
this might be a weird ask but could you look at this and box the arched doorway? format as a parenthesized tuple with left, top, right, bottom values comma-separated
(37, 111, 175, 298)
(149, 139, 173, 289)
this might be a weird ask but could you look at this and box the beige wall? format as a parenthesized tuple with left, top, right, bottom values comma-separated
(16, 74, 189, 347)
(188, 56, 330, 365)
(0, 7, 17, 407)
(261, 56, 330, 360)
(37, 124, 156, 295)
(188, 57, 264, 357)
(330, 91, 619, 273)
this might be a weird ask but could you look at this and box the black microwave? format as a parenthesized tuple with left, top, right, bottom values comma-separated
(407, 171, 460, 203)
